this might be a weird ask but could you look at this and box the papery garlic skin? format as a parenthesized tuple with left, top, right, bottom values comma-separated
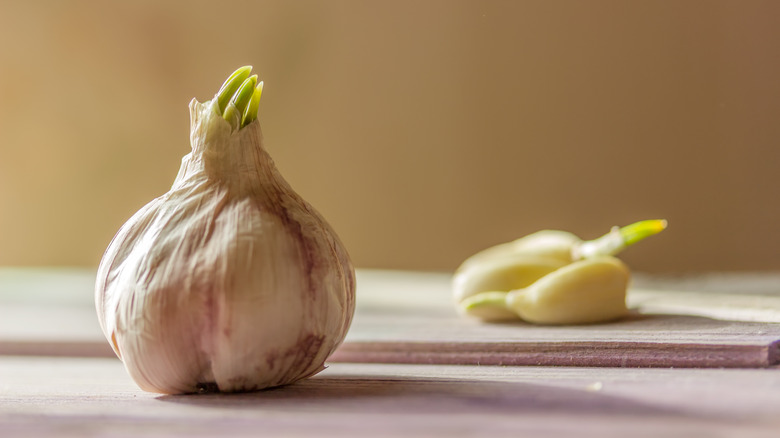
(95, 98, 355, 394)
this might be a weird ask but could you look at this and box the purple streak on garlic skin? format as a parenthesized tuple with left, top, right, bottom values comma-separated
(95, 99, 355, 394)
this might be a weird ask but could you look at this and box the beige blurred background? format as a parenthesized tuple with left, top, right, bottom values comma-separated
(0, 0, 777, 273)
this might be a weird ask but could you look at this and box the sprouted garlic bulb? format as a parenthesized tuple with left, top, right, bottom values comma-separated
(453, 220, 667, 324)
(95, 66, 355, 394)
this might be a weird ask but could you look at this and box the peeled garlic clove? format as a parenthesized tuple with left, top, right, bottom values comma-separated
(507, 230, 582, 262)
(457, 230, 580, 271)
(506, 256, 629, 325)
(452, 220, 667, 324)
(452, 254, 567, 303)
(95, 67, 355, 394)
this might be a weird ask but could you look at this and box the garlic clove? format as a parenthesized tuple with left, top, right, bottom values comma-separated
(506, 256, 630, 325)
(452, 254, 567, 303)
(456, 230, 580, 272)
(452, 220, 666, 325)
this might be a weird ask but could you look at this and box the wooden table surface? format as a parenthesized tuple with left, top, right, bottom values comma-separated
(1, 268, 779, 437)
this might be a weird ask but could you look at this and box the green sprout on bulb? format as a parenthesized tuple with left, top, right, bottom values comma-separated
(215, 66, 264, 130)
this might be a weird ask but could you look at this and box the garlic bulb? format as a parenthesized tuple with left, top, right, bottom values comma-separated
(453, 220, 666, 324)
(95, 66, 355, 394)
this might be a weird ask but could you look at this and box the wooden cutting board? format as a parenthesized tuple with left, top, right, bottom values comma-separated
(0, 268, 779, 368)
